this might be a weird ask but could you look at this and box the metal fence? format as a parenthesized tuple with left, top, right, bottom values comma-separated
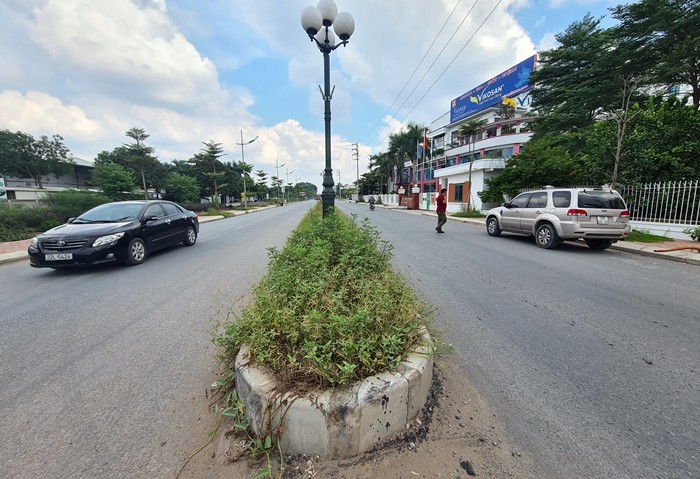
(618, 180, 699, 225)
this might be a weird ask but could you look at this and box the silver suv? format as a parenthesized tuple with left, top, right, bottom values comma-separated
(485, 186, 630, 249)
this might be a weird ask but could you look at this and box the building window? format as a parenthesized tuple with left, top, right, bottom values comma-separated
(501, 123, 516, 135)
(486, 126, 497, 138)
(454, 184, 463, 202)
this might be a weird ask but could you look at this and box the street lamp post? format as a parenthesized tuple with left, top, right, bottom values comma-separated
(301, 0, 355, 217)
(236, 130, 258, 208)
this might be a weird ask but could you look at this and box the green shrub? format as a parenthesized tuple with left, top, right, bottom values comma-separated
(214, 204, 433, 388)
(0, 190, 113, 241)
(683, 226, 700, 241)
(0, 204, 52, 240)
(40, 189, 112, 223)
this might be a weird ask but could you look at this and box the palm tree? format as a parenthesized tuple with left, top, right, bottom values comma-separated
(457, 120, 487, 209)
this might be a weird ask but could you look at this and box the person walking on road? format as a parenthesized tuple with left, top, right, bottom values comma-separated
(436, 188, 447, 233)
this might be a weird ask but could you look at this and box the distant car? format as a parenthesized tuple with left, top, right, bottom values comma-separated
(28, 200, 199, 268)
(485, 186, 630, 250)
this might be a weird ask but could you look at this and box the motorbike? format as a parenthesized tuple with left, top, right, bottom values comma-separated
(369, 203, 375, 211)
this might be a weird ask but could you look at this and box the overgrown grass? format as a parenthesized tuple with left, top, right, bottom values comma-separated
(452, 205, 485, 218)
(627, 229, 673, 243)
(213, 204, 434, 389)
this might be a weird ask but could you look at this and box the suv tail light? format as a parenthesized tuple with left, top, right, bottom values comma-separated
(620, 210, 629, 218)
(567, 209, 588, 216)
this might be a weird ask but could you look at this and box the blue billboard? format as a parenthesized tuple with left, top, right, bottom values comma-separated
(450, 55, 536, 124)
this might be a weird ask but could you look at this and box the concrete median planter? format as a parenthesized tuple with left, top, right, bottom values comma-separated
(234, 331, 433, 459)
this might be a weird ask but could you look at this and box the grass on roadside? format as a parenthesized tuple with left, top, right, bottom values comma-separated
(626, 229, 673, 243)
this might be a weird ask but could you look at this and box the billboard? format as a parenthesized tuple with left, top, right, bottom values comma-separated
(450, 55, 536, 124)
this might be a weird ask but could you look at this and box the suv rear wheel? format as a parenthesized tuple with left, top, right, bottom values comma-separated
(536, 223, 559, 249)
(585, 239, 613, 250)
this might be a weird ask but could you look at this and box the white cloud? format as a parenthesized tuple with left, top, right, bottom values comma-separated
(0, 90, 101, 137)
(26, 0, 222, 110)
(537, 32, 560, 51)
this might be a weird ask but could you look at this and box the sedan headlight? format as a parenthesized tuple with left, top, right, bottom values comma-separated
(92, 232, 125, 247)
(30, 237, 39, 248)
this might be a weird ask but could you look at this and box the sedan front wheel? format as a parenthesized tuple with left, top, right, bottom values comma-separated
(122, 238, 147, 265)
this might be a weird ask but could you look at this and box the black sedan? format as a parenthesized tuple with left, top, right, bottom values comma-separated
(28, 200, 199, 268)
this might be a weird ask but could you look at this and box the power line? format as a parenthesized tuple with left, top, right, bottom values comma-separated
(392, 0, 504, 135)
(358, 0, 463, 146)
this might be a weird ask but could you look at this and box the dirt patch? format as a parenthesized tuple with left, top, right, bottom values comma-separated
(182, 354, 536, 479)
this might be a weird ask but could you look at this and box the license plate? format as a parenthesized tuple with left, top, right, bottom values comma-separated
(596, 216, 609, 225)
(45, 253, 73, 261)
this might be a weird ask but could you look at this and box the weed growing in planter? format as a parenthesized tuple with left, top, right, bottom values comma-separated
(214, 204, 434, 389)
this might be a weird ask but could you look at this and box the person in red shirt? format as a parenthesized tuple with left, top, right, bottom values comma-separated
(436, 188, 447, 233)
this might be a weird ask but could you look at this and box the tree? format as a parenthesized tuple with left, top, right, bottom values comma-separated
(612, 0, 700, 109)
(0, 130, 73, 188)
(458, 120, 487, 209)
(294, 182, 317, 199)
(387, 122, 426, 186)
(530, 15, 633, 133)
(235, 161, 254, 204)
(90, 162, 137, 200)
(189, 141, 226, 203)
(583, 97, 700, 184)
(124, 128, 160, 200)
(254, 169, 269, 200)
(164, 173, 200, 203)
(607, 76, 643, 188)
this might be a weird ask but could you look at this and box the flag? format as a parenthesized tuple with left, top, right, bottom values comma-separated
(423, 129, 429, 155)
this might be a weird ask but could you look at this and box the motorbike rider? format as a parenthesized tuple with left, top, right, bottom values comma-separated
(368, 195, 376, 209)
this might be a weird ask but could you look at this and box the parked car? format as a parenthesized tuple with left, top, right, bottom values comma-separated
(485, 186, 630, 250)
(28, 200, 199, 268)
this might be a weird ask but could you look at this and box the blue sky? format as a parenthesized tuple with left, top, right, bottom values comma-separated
(0, 0, 620, 189)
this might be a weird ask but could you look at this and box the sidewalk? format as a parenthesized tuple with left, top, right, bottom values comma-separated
(2, 209, 699, 266)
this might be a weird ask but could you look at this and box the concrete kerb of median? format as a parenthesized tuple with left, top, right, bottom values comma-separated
(234, 330, 434, 459)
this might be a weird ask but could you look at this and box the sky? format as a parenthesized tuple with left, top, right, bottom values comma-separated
(0, 0, 622, 191)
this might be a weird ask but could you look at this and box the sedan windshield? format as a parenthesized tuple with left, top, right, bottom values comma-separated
(73, 204, 143, 223)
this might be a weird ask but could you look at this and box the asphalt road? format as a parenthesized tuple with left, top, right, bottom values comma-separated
(1, 201, 698, 479)
(0, 202, 314, 479)
(337, 202, 700, 479)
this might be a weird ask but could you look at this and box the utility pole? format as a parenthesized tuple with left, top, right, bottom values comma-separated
(337, 170, 341, 199)
(285, 168, 294, 204)
(352, 143, 359, 198)
(236, 130, 258, 208)
(275, 158, 286, 201)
